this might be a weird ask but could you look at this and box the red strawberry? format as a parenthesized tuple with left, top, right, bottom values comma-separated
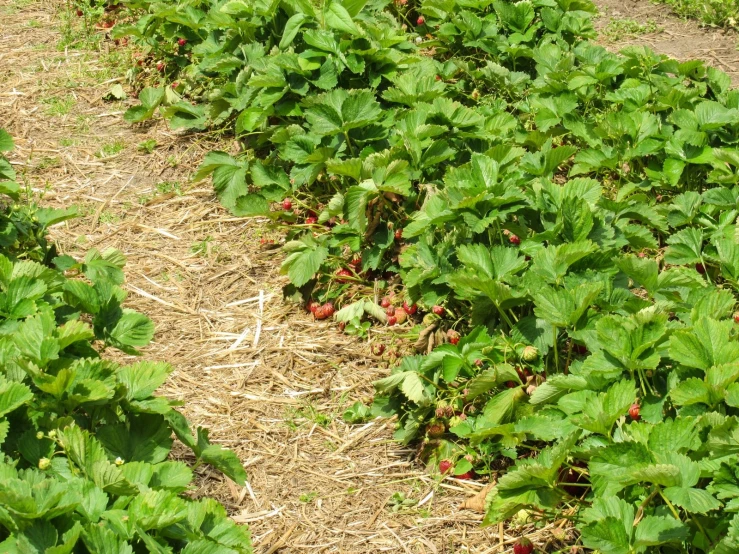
(416, 15, 425, 25)
(178, 38, 187, 46)
(629, 402, 640, 421)
(573, 344, 588, 355)
(102, 20, 115, 28)
(403, 301, 417, 315)
(156, 62, 165, 72)
(307, 301, 320, 314)
(315, 302, 334, 320)
(305, 216, 318, 225)
(474, 359, 483, 367)
(385, 306, 396, 317)
(638, 252, 646, 258)
(350, 256, 362, 269)
(513, 537, 534, 554)
(171, 82, 179, 89)
(395, 229, 403, 240)
(435, 75, 442, 81)
(282, 198, 292, 210)
(338, 321, 346, 332)
(696, 263, 706, 274)
(734, 312, 739, 324)
(336, 268, 352, 282)
(439, 459, 453, 474)
(509, 234, 521, 245)
(432, 305, 444, 316)
(447, 329, 460, 345)
(76, 8, 83, 16)
(387, 315, 398, 326)
(455, 471, 474, 480)
(505, 381, 517, 388)
(381, 297, 392, 308)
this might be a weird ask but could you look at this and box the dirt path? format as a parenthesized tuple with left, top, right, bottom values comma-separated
(0, 2, 521, 553)
(592, 0, 739, 83)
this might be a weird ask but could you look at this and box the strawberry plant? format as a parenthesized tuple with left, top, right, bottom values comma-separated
(0, 131, 251, 553)
(110, 0, 739, 550)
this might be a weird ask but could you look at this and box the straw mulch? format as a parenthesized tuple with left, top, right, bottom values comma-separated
(0, 1, 586, 552)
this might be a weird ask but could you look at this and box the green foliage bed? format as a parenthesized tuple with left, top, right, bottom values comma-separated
(109, 0, 739, 550)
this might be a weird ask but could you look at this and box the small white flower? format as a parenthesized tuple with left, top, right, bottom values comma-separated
(415, 36, 423, 44)
(115, 457, 124, 466)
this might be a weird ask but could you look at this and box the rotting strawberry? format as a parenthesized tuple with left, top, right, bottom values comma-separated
(696, 263, 706, 275)
(416, 15, 425, 25)
(513, 538, 534, 554)
(629, 402, 640, 421)
(371, 343, 385, 356)
(509, 234, 521, 245)
(426, 422, 445, 438)
(395, 229, 403, 240)
(432, 305, 444, 316)
(403, 301, 417, 315)
(282, 198, 292, 210)
(438, 459, 453, 474)
(76, 8, 83, 16)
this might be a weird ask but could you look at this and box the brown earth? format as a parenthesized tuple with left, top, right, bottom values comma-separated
(593, 0, 739, 83)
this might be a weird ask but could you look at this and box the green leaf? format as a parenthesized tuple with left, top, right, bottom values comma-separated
(0, 379, 33, 417)
(108, 311, 155, 351)
(118, 361, 173, 401)
(0, 129, 15, 152)
(279, 13, 307, 49)
(325, 2, 360, 35)
(633, 515, 688, 547)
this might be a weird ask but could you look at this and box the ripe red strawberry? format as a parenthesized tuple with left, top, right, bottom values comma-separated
(387, 315, 398, 326)
(734, 312, 739, 324)
(403, 301, 417, 315)
(336, 268, 352, 282)
(629, 402, 640, 421)
(76, 8, 83, 16)
(395, 229, 403, 240)
(513, 537, 533, 554)
(282, 198, 292, 210)
(455, 471, 474, 480)
(178, 38, 187, 46)
(305, 216, 318, 225)
(447, 329, 460, 345)
(385, 306, 396, 317)
(381, 297, 392, 308)
(439, 459, 453, 474)
(416, 15, 425, 25)
(432, 305, 444, 316)
(509, 234, 521, 245)
(573, 344, 588, 355)
(435, 75, 442, 81)
(350, 257, 362, 269)
(156, 62, 165, 72)
(314, 302, 334, 320)
(171, 82, 179, 89)
(307, 300, 320, 313)
(505, 381, 517, 388)
(696, 263, 706, 275)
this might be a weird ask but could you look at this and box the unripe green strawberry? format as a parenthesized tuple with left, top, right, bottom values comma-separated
(521, 345, 538, 362)
(38, 458, 51, 470)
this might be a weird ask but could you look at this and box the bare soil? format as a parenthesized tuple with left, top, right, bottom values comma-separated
(593, 0, 739, 83)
